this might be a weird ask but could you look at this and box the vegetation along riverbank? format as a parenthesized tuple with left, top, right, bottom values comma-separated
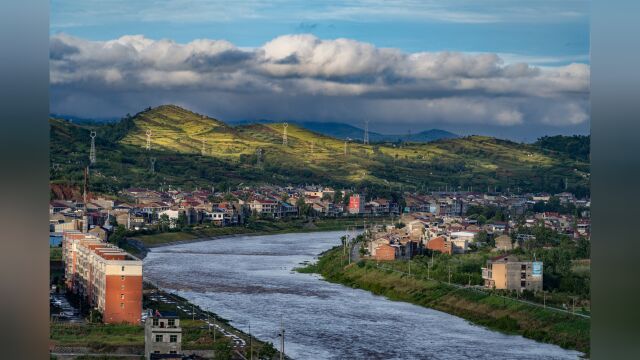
(298, 246, 590, 357)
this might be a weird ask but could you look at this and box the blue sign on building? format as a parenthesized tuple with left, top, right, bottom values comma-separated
(532, 262, 543, 277)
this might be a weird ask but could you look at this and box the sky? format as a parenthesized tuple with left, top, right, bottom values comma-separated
(50, 0, 590, 141)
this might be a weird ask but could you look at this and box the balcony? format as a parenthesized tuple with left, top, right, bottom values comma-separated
(481, 267, 490, 280)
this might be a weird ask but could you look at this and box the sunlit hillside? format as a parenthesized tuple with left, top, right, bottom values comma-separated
(50, 105, 590, 197)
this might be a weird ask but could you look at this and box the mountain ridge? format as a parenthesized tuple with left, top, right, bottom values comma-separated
(49, 104, 590, 197)
(228, 119, 458, 143)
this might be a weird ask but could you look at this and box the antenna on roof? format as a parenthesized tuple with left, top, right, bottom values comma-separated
(282, 123, 288, 146)
(146, 130, 152, 150)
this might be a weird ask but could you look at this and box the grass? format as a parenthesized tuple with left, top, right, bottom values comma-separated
(50, 323, 144, 348)
(50, 247, 62, 261)
(301, 246, 590, 356)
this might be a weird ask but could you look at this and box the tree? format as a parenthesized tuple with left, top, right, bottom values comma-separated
(258, 342, 277, 359)
(110, 225, 127, 247)
(177, 212, 188, 229)
(159, 214, 170, 232)
(343, 193, 351, 206)
(474, 230, 489, 244)
(333, 191, 343, 204)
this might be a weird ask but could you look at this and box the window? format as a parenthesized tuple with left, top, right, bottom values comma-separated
(120, 294, 125, 300)
(153, 318, 158, 326)
(168, 319, 175, 327)
(170, 351, 177, 354)
(121, 266, 125, 271)
(170, 335, 178, 343)
(155, 335, 163, 342)
(521, 264, 527, 271)
(121, 285, 125, 290)
(120, 303, 124, 309)
(121, 275, 125, 280)
(521, 273, 526, 279)
(520, 280, 526, 288)
(154, 351, 160, 354)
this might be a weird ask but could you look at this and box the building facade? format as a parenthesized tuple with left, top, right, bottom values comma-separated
(144, 311, 182, 359)
(481, 255, 543, 292)
(62, 231, 143, 324)
(348, 194, 365, 214)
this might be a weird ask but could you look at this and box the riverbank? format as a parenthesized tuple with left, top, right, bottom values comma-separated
(127, 216, 386, 258)
(50, 284, 280, 360)
(299, 246, 590, 357)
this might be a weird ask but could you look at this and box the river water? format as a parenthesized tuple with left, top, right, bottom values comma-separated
(144, 231, 582, 360)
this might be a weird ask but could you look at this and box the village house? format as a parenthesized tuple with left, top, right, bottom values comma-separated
(481, 254, 543, 292)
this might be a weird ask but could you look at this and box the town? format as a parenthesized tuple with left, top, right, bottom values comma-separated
(50, 181, 590, 359)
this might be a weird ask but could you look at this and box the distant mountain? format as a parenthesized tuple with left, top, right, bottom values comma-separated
(49, 113, 120, 125)
(230, 120, 458, 143)
(50, 104, 590, 197)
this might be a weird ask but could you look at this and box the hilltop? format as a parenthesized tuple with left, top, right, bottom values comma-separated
(49, 105, 590, 197)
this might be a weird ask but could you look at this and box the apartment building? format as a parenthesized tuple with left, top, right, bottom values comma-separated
(62, 231, 143, 324)
(348, 194, 365, 214)
(481, 254, 543, 292)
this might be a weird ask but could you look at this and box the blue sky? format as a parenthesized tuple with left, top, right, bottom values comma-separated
(51, 0, 589, 65)
(50, 1, 590, 139)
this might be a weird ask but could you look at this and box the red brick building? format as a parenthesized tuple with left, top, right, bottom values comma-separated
(426, 236, 452, 255)
(348, 194, 364, 214)
(374, 243, 398, 261)
(62, 231, 143, 324)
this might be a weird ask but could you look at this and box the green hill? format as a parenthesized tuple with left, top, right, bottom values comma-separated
(49, 105, 590, 197)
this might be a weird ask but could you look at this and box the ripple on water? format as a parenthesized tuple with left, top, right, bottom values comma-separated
(144, 231, 583, 360)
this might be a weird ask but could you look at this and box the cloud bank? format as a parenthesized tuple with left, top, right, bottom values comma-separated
(50, 33, 590, 133)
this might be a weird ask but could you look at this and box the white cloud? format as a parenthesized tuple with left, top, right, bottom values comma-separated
(50, 33, 590, 128)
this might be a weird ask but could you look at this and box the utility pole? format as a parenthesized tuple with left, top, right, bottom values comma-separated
(279, 318, 285, 360)
(192, 304, 194, 321)
(448, 266, 452, 284)
(249, 321, 253, 360)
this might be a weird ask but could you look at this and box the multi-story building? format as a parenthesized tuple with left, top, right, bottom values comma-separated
(481, 254, 543, 292)
(144, 311, 182, 359)
(62, 231, 143, 324)
(348, 194, 364, 214)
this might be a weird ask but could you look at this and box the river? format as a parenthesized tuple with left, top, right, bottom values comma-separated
(143, 231, 582, 360)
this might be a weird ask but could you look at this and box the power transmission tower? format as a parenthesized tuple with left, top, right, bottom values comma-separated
(282, 123, 288, 146)
(344, 139, 348, 156)
(201, 138, 207, 156)
(146, 130, 152, 150)
(89, 131, 97, 165)
(256, 148, 263, 167)
(150, 157, 156, 173)
(364, 120, 369, 145)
